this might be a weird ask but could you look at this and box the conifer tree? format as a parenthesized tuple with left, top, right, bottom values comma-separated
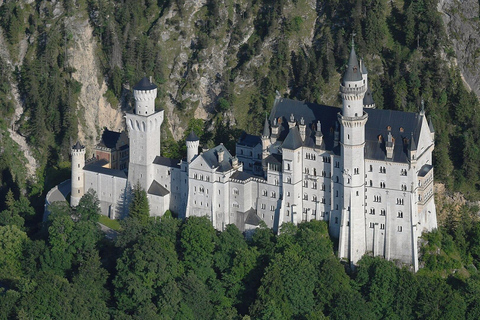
(129, 183, 150, 221)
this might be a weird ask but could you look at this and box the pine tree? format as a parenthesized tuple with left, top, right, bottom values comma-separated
(129, 183, 150, 221)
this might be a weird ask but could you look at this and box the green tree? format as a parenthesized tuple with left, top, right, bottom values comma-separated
(129, 183, 150, 221)
(0, 224, 28, 280)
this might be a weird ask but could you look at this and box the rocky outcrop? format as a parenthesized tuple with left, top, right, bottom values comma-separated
(439, 0, 480, 98)
(0, 28, 37, 179)
(66, 18, 124, 155)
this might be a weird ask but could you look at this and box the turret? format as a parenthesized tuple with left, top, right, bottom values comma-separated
(336, 39, 369, 266)
(261, 116, 271, 160)
(340, 40, 367, 118)
(428, 116, 435, 141)
(315, 120, 323, 147)
(133, 77, 157, 116)
(288, 113, 296, 128)
(299, 117, 306, 142)
(386, 132, 395, 159)
(271, 117, 279, 143)
(186, 131, 200, 163)
(409, 132, 417, 162)
(71, 141, 86, 207)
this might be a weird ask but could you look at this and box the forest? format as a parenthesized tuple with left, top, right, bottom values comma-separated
(2, 190, 480, 319)
(1, 0, 480, 318)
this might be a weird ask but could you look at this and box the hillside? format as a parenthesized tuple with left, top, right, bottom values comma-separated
(0, 0, 480, 205)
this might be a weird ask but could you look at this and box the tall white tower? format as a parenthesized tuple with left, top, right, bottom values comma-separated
(337, 41, 368, 265)
(186, 131, 199, 163)
(126, 77, 164, 191)
(71, 141, 86, 207)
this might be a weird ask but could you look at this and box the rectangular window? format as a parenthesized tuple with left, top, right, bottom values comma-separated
(398, 226, 403, 232)
(380, 224, 385, 230)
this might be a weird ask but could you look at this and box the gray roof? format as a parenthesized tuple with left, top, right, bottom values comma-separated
(282, 126, 303, 150)
(153, 156, 180, 168)
(245, 209, 262, 226)
(97, 129, 128, 150)
(235, 208, 262, 231)
(418, 164, 433, 177)
(410, 132, 417, 151)
(361, 60, 368, 74)
(201, 144, 234, 172)
(84, 161, 127, 178)
(72, 141, 84, 150)
(230, 171, 257, 181)
(265, 153, 282, 165)
(262, 117, 270, 137)
(269, 98, 423, 163)
(343, 46, 363, 83)
(269, 98, 340, 153)
(133, 77, 157, 90)
(238, 133, 261, 147)
(363, 87, 375, 106)
(428, 116, 435, 133)
(148, 180, 170, 196)
(186, 131, 199, 142)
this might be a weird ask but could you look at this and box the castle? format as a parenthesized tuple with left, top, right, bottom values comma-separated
(71, 43, 437, 269)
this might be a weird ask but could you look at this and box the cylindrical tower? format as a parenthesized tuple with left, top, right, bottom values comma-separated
(186, 131, 200, 163)
(337, 41, 368, 265)
(133, 77, 158, 116)
(71, 141, 86, 207)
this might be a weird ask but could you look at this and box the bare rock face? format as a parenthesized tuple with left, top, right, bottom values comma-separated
(152, 0, 318, 140)
(439, 0, 480, 98)
(67, 18, 124, 155)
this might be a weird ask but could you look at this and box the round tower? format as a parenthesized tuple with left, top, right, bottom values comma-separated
(186, 131, 200, 163)
(337, 40, 369, 265)
(71, 141, 86, 207)
(261, 116, 271, 160)
(133, 77, 158, 116)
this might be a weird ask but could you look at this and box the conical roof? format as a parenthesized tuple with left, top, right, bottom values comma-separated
(282, 127, 303, 150)
(363, 87, 375, 106)
(186, 130, 199, 142)
(361, 59, 368, 74)
(262, 116, 270, 137)
(428, 116, 435, 133)
(410, 132, 417, 151)
(72, 141, 84, 150)
(343, 45, 363, 83)
(133, 77, 157, 90)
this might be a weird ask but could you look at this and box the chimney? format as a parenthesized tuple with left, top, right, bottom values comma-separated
(218, 147, 224, 163)
(288, 113, 296, 128)
(315, 120, 323, 147)
(386, 132, 394, 159)
(299, 117, 306, 142)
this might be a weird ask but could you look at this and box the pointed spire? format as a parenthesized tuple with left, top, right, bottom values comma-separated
(420, 99, 425, 115)
(186, 130, 199, 142)
(361, 59, 368, 74)
(428, 116, 435, 133)
(343, 37, 363, 83)
(262, 115, 270, 138)
(72, 141, 84, 150)
(410, 132, 417, 151)
(133, 76, 157, 90)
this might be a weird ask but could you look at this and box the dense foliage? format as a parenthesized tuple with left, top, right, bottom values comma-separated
(0, 0, 479, 207)
(2, 192, 480, 318)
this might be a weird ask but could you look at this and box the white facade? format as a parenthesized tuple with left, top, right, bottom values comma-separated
(71, 53, 437, 268)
